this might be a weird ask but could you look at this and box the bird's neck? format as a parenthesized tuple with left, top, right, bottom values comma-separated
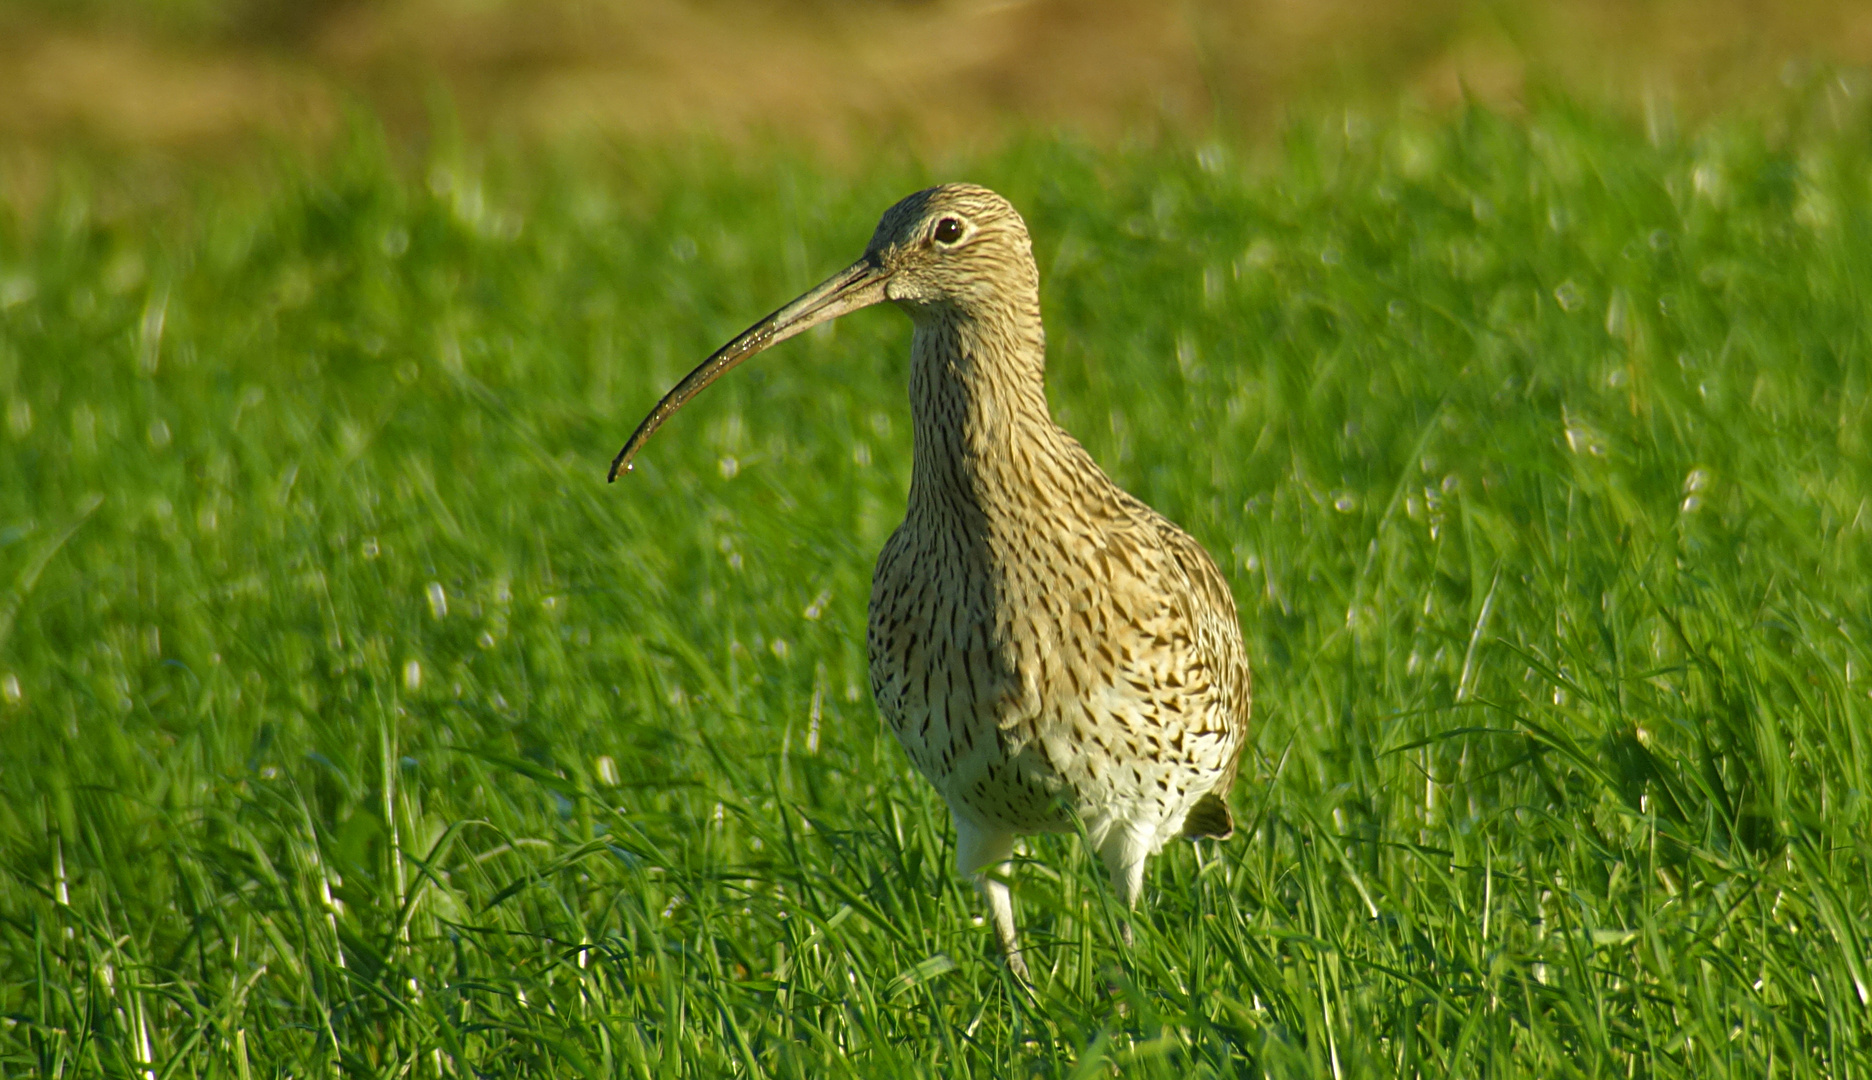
(905, 306, 1070, 519)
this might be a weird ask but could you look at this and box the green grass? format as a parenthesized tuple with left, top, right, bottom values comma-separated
(3, 92, 1871, 1078)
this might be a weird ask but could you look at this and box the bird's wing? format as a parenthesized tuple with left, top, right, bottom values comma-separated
(1142, 511, 1252, 799)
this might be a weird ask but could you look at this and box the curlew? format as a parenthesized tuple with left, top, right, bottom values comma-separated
(610, 185, 1249, 980)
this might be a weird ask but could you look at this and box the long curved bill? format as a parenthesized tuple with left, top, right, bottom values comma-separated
(608, 254, 891, 481)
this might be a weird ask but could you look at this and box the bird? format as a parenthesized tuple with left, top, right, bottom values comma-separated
(610, 184, 1249, 981)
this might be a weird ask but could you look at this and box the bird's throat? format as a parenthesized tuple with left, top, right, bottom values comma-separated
(905, 314, 1064, 521)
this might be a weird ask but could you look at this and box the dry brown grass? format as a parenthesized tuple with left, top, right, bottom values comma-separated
(2, 0, 1871, 163)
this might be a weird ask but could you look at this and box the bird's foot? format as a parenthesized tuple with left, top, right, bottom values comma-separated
(1005, 946, 1032, 985)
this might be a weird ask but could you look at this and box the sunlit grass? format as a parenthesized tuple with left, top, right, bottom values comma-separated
(3, 95, 1871, 1077)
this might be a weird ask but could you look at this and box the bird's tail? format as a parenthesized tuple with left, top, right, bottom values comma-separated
(1180, 791, 1234, 840)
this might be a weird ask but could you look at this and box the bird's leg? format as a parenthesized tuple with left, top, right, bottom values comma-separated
(1099, 826, 1150, 947)
(954, 817, 1028, 982)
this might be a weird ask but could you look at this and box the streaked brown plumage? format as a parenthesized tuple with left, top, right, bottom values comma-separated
(611, 184, 1249, 980)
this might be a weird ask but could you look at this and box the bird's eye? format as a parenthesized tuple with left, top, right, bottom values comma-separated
(933, 217, 965, 244)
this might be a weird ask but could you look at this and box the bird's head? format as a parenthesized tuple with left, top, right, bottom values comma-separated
(864, 184, 1037, 317)
(608, 183, 1037, 480)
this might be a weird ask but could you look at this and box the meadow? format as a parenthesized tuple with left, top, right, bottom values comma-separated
(3, 91, 1871, 1077)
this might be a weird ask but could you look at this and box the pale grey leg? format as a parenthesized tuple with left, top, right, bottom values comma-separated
(955, 817, 1028, 981)
(1098, 825, 1150, 947)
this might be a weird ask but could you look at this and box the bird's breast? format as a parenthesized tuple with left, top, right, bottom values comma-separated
(866, 516, 1082, 829)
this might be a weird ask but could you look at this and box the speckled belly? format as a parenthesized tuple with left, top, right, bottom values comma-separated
(867, 576, 1238, 842)
(867, 576, 1075, 832)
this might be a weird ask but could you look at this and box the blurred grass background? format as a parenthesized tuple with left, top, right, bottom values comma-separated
(5, 0, 1872, 168)
(4, 3, 1872, 1078)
